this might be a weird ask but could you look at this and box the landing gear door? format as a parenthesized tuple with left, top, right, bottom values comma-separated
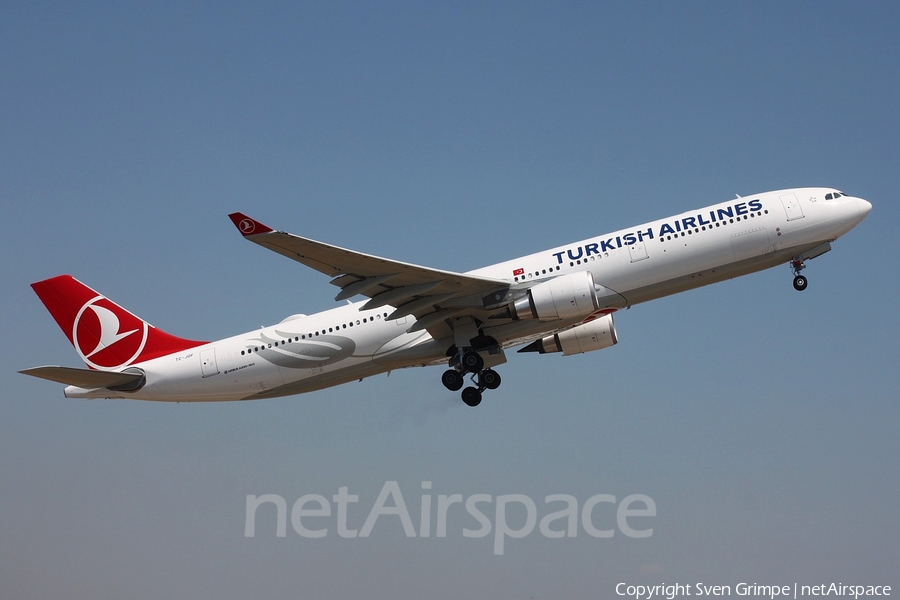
(200, 348, 219, 378)
(779, 193, 805, 221)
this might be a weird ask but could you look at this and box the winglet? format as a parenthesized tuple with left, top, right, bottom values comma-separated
(228, 213, 274, 237)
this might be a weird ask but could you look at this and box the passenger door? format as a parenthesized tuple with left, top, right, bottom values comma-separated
(200, 348, 219, 378)
(779, 193, 805, 221)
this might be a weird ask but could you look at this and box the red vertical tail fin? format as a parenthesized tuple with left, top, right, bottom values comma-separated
(31, 275, 207, 370)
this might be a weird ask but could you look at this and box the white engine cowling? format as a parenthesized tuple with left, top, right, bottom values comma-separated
(522, 314, 618, 355)
(511, 271, 600, 321)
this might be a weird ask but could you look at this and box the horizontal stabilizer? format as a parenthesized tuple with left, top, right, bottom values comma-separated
(19, 366, 146, 391)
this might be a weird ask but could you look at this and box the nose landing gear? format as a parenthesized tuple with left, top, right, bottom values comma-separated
(788, 243, 833, 292)
(791, 258, 809, 291)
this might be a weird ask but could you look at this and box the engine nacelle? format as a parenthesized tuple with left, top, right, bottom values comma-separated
(521, 314, 618, 356)
(511, 271, 600, 321)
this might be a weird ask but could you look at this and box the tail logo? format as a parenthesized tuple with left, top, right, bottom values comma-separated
(238, 219, 256, 234)
(73, 296, 149, 370)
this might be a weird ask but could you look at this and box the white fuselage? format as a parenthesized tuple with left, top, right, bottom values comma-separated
(66, 188, 871, 401)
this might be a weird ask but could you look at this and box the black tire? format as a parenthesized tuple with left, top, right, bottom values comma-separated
(478, 369, 501, 390)
(461, 351, 484, 373)
(461, 386, 482, 407)
(441, 369, 464, 392)
(793, 275, 808, 291)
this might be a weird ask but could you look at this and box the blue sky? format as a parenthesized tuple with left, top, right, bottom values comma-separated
(1, 2, 898, 598)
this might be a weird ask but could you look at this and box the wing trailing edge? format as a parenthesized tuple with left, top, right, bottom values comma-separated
(227, 212, 515, 337)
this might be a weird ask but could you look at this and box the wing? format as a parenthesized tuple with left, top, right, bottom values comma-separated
(228, 213, 514, 336)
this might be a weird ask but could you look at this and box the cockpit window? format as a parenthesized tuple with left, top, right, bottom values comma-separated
(825, 192, 843, 200)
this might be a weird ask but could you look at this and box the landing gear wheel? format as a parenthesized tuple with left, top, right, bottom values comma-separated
(461, 386, 483, 407)
(478, 369, 501, 390)
(461, 351, 484, 373)
(441, 369, 464, 392)
(793, 275, 808, 291)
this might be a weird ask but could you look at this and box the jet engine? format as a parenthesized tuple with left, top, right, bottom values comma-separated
(518, 314, 618, 356)
(510, 271, 600, 321)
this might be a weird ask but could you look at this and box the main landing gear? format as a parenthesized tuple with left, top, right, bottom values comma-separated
(790, 258, 809, 292)
(442, 349, 502, 407)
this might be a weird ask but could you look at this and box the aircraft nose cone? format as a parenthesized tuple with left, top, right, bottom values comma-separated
(857, 197, 873, 220)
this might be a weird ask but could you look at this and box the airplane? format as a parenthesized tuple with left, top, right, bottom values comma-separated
(20, 187, 871, 407)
